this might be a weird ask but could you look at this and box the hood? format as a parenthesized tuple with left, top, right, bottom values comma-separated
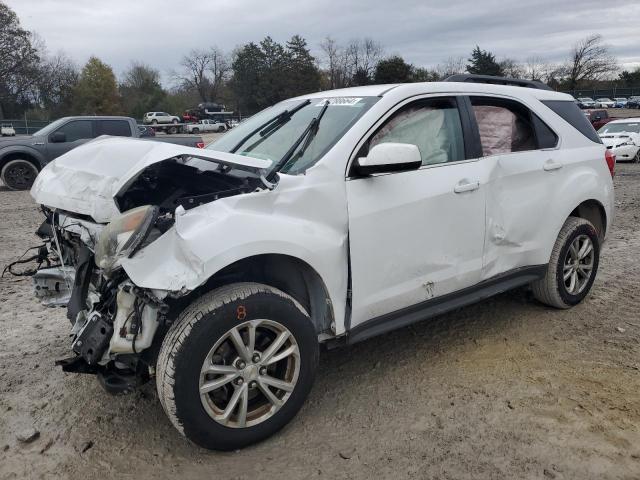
(30, 136, 272, 223)
(599, 132, 639, 148)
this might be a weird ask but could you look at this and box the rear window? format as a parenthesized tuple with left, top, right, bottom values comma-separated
(542, 100, 601, 144)
(97, 120, 131, 137)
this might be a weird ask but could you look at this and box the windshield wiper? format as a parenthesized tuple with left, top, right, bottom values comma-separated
(265, 100, 330, 183)
(229, 99, 311, 154)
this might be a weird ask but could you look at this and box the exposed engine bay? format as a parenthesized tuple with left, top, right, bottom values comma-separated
(16, 154, 269, 394)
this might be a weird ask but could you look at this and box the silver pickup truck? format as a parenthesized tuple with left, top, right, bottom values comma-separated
(0, 116, 205, 190)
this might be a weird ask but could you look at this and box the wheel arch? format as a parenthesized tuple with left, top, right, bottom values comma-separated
(167, 253, 335, 336)
(569, 199, 607, 243)
(0, 149, 43, 171)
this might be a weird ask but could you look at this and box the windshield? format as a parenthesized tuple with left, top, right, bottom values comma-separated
(207, 96, 378, 175)
(598, 122, 640, 134)
(33, 117, 69, 137)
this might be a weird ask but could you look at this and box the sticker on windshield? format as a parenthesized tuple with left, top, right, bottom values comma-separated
(315, 97, 363, 107)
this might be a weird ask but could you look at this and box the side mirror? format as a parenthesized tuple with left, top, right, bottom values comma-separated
(50, 131, 66, 143)
(353, 142, 422, 176)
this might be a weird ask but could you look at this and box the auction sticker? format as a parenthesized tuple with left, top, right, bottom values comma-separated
(315, 97, 363, 106)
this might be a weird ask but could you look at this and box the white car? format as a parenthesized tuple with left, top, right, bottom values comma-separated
(598, 118, 640, 162)
(186, 119, 227, 134)
(28, 76, 614, 450)
(143, 112, 180, 125)
(614, 98, 628, 108)
(577, 97, 596, 108)
(595, 98, 615, 108)
(1, 123, 16, 136)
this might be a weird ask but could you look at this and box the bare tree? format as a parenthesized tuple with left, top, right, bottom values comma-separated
(176, 49, 210, 102)
(320, 37, 350, 89)
(345, 38, 383, 80)
(564, 34, 617, 90)
(206, 46, 230, 102)
(499, 58, 525, 78)
(435, 56, 466, 78)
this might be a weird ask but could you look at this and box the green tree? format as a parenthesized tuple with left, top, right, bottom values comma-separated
(619, 68, 640, 87)
(285, 35, 321, 95)
(466, 46, 504, 76)
(374, 55, 413, 84)
(0, 1, 40, 118)
(119, 62, 166, 119)
(411, 67, 440, 82)
(74, 57, 121, 114)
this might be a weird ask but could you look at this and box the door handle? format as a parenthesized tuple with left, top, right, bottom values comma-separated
(543, 159, 563, 171)
(453, 180, 480, 193)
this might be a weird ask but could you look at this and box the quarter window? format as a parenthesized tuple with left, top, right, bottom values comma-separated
(55, 120, 93, 142)
(368, 97, 466, 165)
(470, 97, 558, 156)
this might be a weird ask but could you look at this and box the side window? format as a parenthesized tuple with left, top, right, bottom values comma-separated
(470, 97, 538, 156)
(367, 97, 466, 166)
(55, 120, 93, 142)
(97, 120, 131, 137)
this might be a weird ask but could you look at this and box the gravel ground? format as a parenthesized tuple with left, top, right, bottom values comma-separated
(0, 163, 639, 480)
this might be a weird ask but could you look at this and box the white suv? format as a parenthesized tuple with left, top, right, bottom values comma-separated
(29, 75, 614, 450)
(143, 111, 180, 125)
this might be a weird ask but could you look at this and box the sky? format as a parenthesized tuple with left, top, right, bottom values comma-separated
(5, 0, 640, 84)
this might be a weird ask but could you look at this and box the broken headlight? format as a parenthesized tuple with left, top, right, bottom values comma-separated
(94, 205, 159, 274)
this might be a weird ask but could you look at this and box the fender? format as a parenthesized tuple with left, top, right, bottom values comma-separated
(121, 169, 351, 334)
(0, 144, 46, 168)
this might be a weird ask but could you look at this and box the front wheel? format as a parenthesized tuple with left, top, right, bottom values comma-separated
(1, 159, 39, 190)
(192, 127, 200, 134)
(156, 283, 318, 450)
(532, 217, 600, 309)
(633, 149, 640, 163)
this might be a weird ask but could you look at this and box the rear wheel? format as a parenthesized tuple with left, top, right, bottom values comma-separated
(192, 127, 200, 134)
(156, 283, 318, 450)
(1, 159, 39, 190)
(633, 149, 640, 163)
(172, 119, 179, 124)
(532, 217, 600, 309)
(151, 119, 158, 125)
(167, 126, 178, 134)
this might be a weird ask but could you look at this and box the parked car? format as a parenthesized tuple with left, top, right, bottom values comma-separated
(0, 116, 204, 190)
(186, 119, 228, 134)
(143, 112, 181, 125)
(584, 109, 613, 130)
(613, 98, 628, 108)
(137, 125, 156, 137)
(598, 118, 640, 162)
(1, 123, 16, 136)
(28, 76, 613, 451)
(577, 97, 596, 109)
(595, 98, 615, 108)
(626, 96, 640, 109)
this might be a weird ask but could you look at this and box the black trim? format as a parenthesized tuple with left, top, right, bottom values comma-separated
(347, 265, 547, 344)
(458, 96, 483, 159)
(351, 158, 421, 176)
(445, 74, 553, 91)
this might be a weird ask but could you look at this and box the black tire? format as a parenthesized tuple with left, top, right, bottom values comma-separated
(192, 127, 200, 134)
(1, 159, 39, 190)
(151, 119, 158, 125)
(218, 126, 226, 132)
(633, 149, 640, 163)
(172, 119, 179, 124)
(156, 282, 319, 450)
(532, 217, 600, 309)
(167, 126, 178, 135)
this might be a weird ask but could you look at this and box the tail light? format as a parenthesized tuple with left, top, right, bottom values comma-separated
(605, 149, 616, 177)
(196, 142, 205, 149)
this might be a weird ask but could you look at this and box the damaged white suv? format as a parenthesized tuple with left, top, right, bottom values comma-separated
(27, 75, 614, 450)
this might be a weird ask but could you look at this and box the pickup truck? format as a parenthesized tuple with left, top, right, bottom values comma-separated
(0, 116, 204, 190)
(186, 119, 228, 134)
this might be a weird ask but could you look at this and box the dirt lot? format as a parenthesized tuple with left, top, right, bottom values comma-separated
(0, 163, 639, 480)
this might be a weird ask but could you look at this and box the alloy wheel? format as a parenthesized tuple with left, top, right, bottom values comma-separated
(199, 319, 300, 428)
(563, 234, 595, 295)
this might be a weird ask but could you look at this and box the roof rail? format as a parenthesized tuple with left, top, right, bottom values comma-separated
(444, 74, 553, 91)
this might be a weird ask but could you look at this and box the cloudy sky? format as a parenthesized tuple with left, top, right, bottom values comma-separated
(6, 0, 640, 83)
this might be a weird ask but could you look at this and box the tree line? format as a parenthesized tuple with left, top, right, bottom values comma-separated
(1, 1, 637, 121)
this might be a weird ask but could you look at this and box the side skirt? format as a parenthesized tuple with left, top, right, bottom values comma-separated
(347, 265, 547, 345)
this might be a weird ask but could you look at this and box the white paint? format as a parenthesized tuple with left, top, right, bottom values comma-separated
(32, 81, 614, 338)
(357, 142, 421, 169)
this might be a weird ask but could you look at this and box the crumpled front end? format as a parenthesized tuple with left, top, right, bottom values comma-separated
(21, 138, 275, 393)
